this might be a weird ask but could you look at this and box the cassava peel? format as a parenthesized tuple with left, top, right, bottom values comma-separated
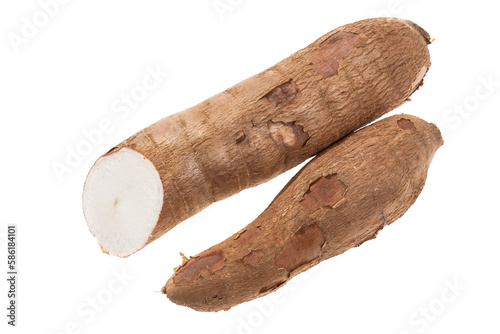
(163, 114, 443, 311)
(83, 18, 432, 257)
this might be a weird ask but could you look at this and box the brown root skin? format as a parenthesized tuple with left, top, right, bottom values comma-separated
(163, 114, 443, 312)
(86, 17, 432, 256)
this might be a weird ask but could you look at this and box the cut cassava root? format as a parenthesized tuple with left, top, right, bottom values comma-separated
(83, 17, 432, 257)
(83, 148, 163, 256)
(163, 114, 443, 311)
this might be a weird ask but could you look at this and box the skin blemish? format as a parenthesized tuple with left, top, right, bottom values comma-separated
(265, 80, 300, 107)
(307, 32, 363, 78)
(211, 173, 231, 188)
(397, 118, 416, 130)
(235, 130, 246, 144)
(259, 280, 287, 294)
(275, 223, 326, 272)
(300, 174, 347, 213)
(236, 226, 261, 246)
(242, 250, 264, 266)
(173, 249, 225, 286)
(411, 66, 428, 92)
(268, 120, 309, 151)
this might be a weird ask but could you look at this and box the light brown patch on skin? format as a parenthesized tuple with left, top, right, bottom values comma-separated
(233, 228, 246, 240)
(236, 226, 261, 246)
(259, 280, 287, 294)
(242, 250, 264, 266)
(211, 173, 231, 188)
(300, 174, 347, 213)
(275, 224, 326, 272)
(398, 118, 416, 130)
(235, 130, 246, 144)
(173, 249, 225, 286)
(268, 121, 309, 151)
(411, 66, 427, 92)
(307, 32, 363, 78)
(265, 80, 300, 107)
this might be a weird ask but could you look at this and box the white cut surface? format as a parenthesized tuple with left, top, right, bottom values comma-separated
(83, 147, 163, 257)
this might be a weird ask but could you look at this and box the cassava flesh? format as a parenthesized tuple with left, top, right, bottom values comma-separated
(163, 114, 443, 311)
(83, 18, 432, 257)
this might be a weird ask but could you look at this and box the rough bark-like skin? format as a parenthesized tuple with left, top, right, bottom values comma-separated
(163, 115, 443, 311)
(99, 18, 432, 250)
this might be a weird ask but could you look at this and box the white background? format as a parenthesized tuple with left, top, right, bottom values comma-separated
(1, 1, 499, 333)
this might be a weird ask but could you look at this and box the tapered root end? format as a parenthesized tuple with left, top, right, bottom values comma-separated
(82, 147, 163, 257)
(395, 114, 444, 160)
(162, 279, 202, 311)
(404, 20, 432, 44)
(426, 121, 444, 149)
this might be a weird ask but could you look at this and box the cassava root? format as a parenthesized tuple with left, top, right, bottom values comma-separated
(162, 114, 443, 311)
(83, 18, 432, 257)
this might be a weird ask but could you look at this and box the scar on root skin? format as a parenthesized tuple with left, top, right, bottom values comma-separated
(300, 174, 347, 213)
(259, 280, 286, 294)
(397, 118, 416, 130)
(235, 130, 246, 144)
(275, 223, 326, 272)
(211, 173, 231, 188)
(265, 80, 300, 107)
(242, 250, 264, 266)
(268, 121, 309, 151)
(307, 32, 364, 78)
(173, 249, 225, 286)
(235, 226, 261, 246)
